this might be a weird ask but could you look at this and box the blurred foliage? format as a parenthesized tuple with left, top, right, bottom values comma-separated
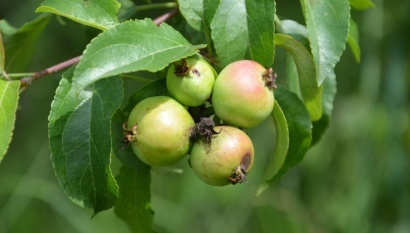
(0, 0, 409, 232)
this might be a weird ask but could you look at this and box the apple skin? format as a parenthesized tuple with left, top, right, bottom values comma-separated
(127, 96, 195, 166)
(212, 60, 274, 128)
(167, 57, 216, 107)
(189, 126, 254, 186)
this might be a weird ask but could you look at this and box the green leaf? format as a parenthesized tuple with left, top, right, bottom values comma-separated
(275, 34, 322, 121)
(123, 78, 169, 115)
(0, 20, 18, 35)
(264, 101, 289, 181)
(36, 0, 120, 30)
(0, 80, 20, 162)
(349, 0, 375, 10)
(48, 67, 123, 214)
(203, 0, 220, 29)
(211, 0, 275, 67)
(245, 0, 275, 67)
(312, 71, 337, 146)
(178, 0, 204, 31)
(72, 19, 205, 91)
(300, 0, 350, 85)
(0, 33, 4, 72)
(271, 86, 312, 181)
(1, 15, 50, 72)
(114, 165, 155, 233)
(280, 19, 309, 48)
(347, 19, 361, 63)
(285, 54, 301, 98)
(117, 0, 137, 21)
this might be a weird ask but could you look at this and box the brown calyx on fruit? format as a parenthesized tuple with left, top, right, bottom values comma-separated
(228, 153, 251, 185)
(173, 59, 190, 77)
(262, 68, 278, 90)
(190, 117, 220, 145)
(121, 121, 137, 150)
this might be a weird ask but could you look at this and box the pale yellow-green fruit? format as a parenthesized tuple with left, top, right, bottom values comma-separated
(127, 96, 195, 166)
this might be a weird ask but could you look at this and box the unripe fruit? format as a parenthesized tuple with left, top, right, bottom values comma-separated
(126, 96, 195, 166)
(189, 126, 254, 186)
(212, 60, 276, 128)
(166, 57, 216, 107)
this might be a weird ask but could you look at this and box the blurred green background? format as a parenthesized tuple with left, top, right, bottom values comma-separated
(1, 0, 409, 232)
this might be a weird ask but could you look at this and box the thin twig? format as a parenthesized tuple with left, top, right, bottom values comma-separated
(20, 56, 81, 87)
(1, 71, 11, 81)
(153, 9, 179, 26)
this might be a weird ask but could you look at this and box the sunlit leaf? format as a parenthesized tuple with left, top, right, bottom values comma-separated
(203, 0, 220, 29)
(72, 19, 205, 91)
(0, 80, 20, 162)
(347, 19, 361, 63)
(264, 101, 289, 181)
(275, 34, 322, 121)
(271, 86, 312, 181)
(48, 68, 123, 214)
(280, 19, 309, 48)
(349, 0, 375, 10)
(1, 15, 50, 72)
(245, 0, 275, 67)
(211, 0, 275, 67)
(36, 0, 120, 30)
(178, 0, 204, 31)
(300, 0, 350, 85)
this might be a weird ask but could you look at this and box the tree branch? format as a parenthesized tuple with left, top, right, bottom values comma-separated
(20, 56, 81, 87)
(153, 9, 179, 26)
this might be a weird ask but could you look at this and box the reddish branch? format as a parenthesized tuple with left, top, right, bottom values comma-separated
(19, 9, 180, 88)
(153, 9, 179, 26)
(20, 56, 81, 87)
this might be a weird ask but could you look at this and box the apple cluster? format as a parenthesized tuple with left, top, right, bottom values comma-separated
(123, 56, 277, 186)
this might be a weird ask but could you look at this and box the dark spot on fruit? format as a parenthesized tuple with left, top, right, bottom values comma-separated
(173, 59, 189, 77)
(241, 153, 251, 171)
(192, 68, 201, 77)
